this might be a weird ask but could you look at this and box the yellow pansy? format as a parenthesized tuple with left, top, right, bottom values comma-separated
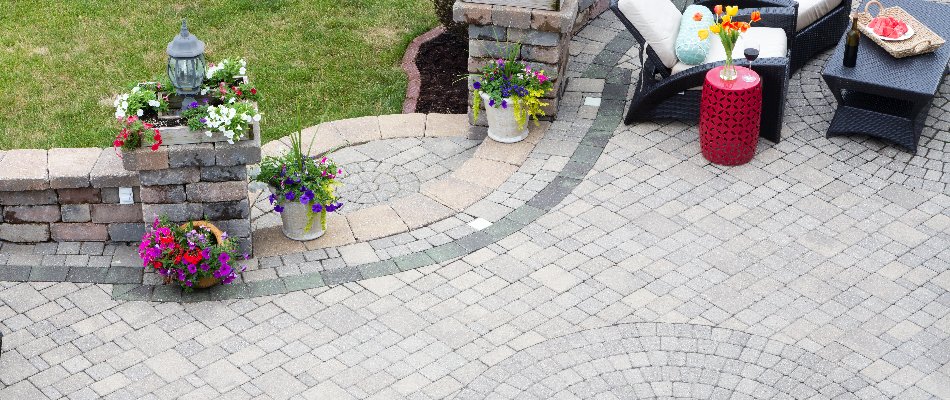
(698, 29, 709, 40)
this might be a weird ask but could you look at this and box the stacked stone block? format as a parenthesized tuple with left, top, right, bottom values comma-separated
(122, 137, 260, 254)
(454, 0, 609, 125)
(0, 148, 145, 242)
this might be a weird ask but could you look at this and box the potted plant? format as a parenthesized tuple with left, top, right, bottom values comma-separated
(470, 44, 553, 143)
(111, 57, 262, 152)
(251, 118, 344, 241)
(138, 217, 247, 290)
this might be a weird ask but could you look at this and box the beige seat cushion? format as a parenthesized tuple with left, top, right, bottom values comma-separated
(671, 27, 788, 75)
(618, 0, 683, 68)
(796, 0, 843, 31)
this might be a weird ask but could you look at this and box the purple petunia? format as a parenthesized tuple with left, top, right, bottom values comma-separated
(274, 204, 284, 213)
(501, 100, 508, 109)
(312, 203, 322, 213)
(473, 81, 481, 90)
(489, 99, 495, 107)
(285, 191, 295, 201)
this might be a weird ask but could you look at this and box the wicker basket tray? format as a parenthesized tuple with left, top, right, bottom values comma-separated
(855, 0, 945, 58)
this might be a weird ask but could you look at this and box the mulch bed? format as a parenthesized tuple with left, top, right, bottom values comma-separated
(415, 32, 469, 114)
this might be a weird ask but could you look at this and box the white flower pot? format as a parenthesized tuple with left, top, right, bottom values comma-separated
(279, 201, 326, 241)
(480, 92, 529, 143)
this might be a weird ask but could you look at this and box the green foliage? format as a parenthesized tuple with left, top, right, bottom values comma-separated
(181, 103, 210, 131)
(254, 110, 342, 231)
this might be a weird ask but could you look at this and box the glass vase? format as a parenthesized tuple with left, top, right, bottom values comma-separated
(720, 59, 738, 81)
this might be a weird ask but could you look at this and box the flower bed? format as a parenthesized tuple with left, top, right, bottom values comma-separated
(112, 58, 262, 152)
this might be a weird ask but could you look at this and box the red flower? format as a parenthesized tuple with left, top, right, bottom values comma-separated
(150, 143, 161, 151)
(114, 139, 124, 147)
(250, 88, 257, 95)
(152, 261, 163, 269)
(183, 252, 202, 265)
(159, 235, 174, 246)
(143, 123, 153, 129)
(235, 89, 243, 96)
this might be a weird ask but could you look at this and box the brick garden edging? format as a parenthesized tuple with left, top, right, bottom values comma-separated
(402, 26, 447, 113)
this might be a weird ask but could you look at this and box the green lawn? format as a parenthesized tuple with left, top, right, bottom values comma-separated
(0, 0, 437, 149)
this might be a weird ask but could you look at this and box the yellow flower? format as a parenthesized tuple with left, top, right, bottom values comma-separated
(726, 6, 738, 16)
(698, 29, 709, 40)
(722, 15, 731, 23)
(710, 24, 721, 34)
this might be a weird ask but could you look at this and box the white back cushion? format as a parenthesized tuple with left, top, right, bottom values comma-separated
(618, 0, 682, 68)
(796, 0, 843, 31)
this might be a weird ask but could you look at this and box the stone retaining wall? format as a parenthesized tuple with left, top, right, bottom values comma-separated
(0, 137, 259, 252)
(454, 0, 609, 124)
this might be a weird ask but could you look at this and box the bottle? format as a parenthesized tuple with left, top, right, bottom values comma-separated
(844, 16, 860, 67)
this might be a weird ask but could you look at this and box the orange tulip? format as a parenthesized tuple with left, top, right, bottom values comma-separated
(714, 5, 723, 15)
(739, 22, 750, 32)
(750, 11, 762, 22)
(693, 12, 703, 21)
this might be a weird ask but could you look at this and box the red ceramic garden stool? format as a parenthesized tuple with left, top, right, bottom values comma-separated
(699, 66, 762, 166)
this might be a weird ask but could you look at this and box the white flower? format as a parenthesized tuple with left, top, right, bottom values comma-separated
(113, 97, 121, 107)
(132, 86, 141, 93)
(121, 101, 128, 109)
(205, 131, 213, 137)
(115, 110, 125, 119)
(121, 94, 129, 100)
(238, 67, 246, 75)
(148, 100, 160, 108)
(252, 114, 262, 122)
(136, 109, 144, 117)
(229, 98, 236, 104)
(239, 59, 247, 67)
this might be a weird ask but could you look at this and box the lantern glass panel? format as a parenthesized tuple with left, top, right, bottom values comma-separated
(167, 54, 206, 95)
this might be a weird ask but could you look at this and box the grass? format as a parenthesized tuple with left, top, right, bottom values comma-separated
(0, 0, 437, 149)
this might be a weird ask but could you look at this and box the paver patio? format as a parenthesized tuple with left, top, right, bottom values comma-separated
(2, 5, 950, 400)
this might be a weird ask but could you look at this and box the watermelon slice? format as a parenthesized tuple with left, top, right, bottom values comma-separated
(869, 16, 909, 38)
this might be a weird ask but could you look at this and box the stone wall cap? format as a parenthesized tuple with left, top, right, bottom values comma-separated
(0, 149, 49, 191)
(49, 148, 103, 189)
(90, 149, 140, 188)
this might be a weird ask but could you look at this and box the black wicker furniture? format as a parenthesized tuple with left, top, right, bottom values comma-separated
(821, 0, 950, 154)
(611, 0, 795, 142)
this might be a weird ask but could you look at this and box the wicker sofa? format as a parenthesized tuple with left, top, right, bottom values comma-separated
(611, 0, 796, 142)
(695, 0, 854, 71)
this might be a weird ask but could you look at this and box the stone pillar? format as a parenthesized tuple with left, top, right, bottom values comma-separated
(123, 137, 260, 255)
(453, 0, 610, 125)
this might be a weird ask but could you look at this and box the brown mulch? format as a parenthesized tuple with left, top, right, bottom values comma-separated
(414, 32, 469, 114)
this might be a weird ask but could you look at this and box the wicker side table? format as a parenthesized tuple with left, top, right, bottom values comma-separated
(699, 66, 763, 166)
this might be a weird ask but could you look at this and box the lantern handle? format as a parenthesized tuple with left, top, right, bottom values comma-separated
(180, 18, 190, 38)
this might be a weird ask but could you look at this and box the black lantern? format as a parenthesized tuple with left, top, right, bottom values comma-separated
(166, 19, 205, 106)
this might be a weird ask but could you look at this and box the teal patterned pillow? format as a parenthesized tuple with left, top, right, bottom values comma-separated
(675, 5, 714, 65)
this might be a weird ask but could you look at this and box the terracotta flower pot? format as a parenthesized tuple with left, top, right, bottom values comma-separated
(480, 91, 529, 143)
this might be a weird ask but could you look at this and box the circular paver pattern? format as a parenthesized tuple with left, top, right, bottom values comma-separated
(456, 323, 882, 399)
(333, 137, 479, 211)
